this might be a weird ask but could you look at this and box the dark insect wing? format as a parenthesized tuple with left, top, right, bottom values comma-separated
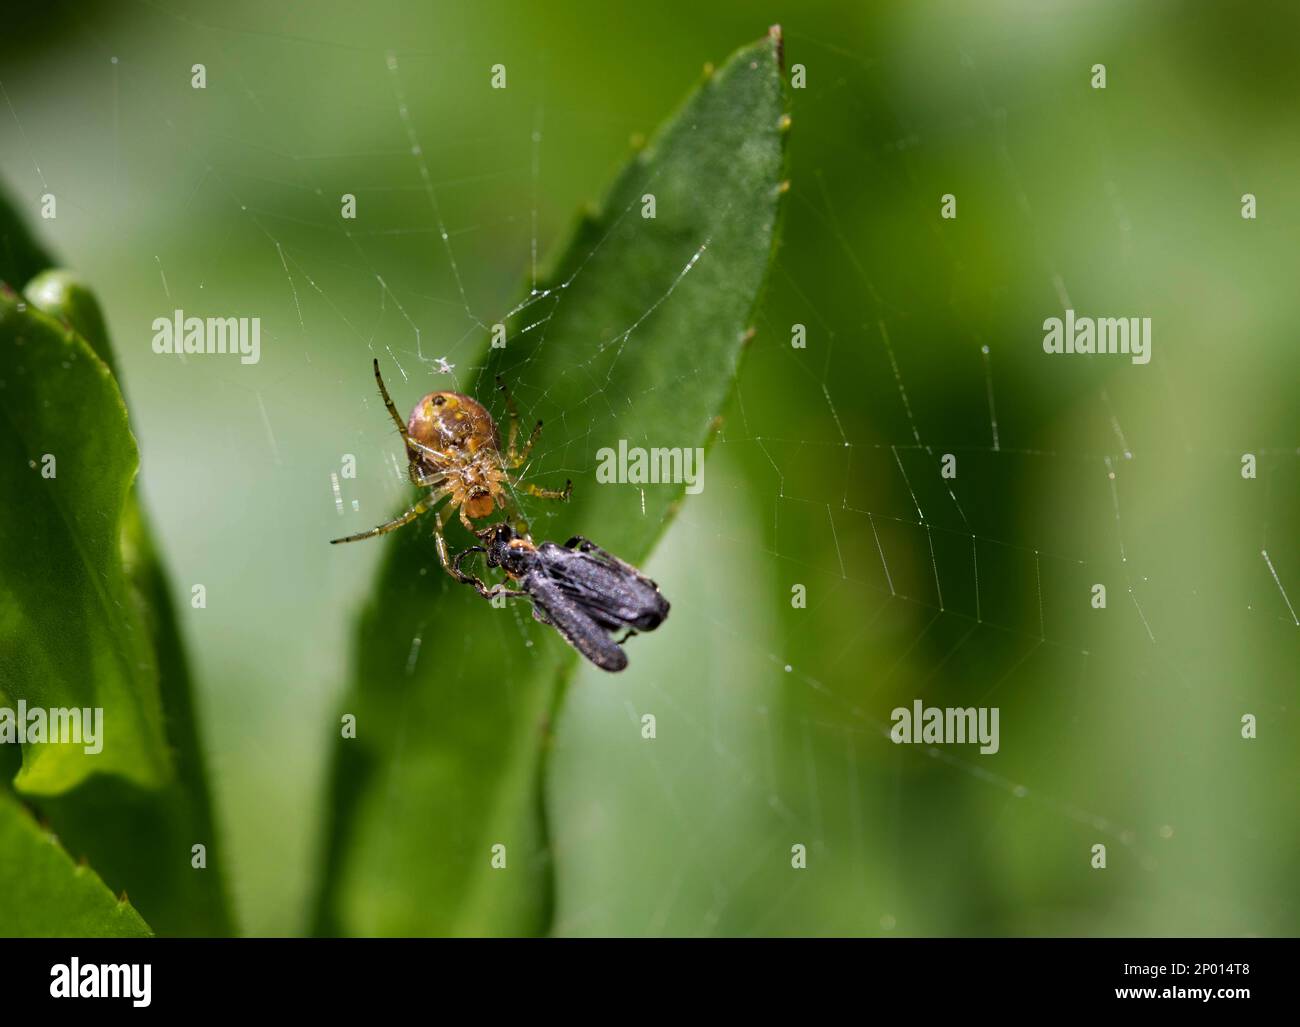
(459, 524, 667, 671)
(524, 573, 629, 672)
(563, 536, 670, 630)
(535, 542, 669, 632)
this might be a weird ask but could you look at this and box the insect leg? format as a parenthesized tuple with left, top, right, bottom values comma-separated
(564, 535, 611, 555)
(435, 505, 492, 586)
(451, 544, 487, 580)
(564, 535, 656, 584)
(450, 545, 527, 600)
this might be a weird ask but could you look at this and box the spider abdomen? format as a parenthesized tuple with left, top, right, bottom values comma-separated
(407, 389, 501, 475)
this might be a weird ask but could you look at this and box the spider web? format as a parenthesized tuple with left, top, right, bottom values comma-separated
(2, 2, 1296, 937)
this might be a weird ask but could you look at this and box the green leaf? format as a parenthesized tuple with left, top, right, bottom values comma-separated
(314, 28, 788, 935)
(24, 269, 116, 373)
(0, 791, 152, 937)
(0, 269, 234, 934)
(0, 287, 170, 793)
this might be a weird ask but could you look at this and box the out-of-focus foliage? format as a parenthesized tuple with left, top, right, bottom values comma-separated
(0, 791, 151, 937)
(0, 250, 232, 934)
(0, 1, 1294, 936)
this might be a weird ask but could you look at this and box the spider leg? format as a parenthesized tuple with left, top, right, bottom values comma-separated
(373, 358, 413, 443)
(497, 374, 543, 467)
(407, 436, 454, 465)
(433, 506, 458, 577)
(514, 478, 573, 502)
(330, 489, 444, 544)
(509, 421, 543, 468)
(496, 374, 520, 457)
(435, 505, 482, 580)
(373, 358, 454, 469)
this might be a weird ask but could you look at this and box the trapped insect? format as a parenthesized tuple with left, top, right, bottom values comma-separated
(452, 523, 670, 672)
(330, 359, 571, 576)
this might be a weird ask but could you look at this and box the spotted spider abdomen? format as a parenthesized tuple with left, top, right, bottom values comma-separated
(406, 390, 500, 473)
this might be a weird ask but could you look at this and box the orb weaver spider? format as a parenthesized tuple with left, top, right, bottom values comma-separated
(329, 359, 571, 579)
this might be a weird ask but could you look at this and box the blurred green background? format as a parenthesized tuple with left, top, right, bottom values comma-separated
(1, 0, 1296, 936)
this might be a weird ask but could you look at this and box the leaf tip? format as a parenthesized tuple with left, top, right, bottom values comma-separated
(769, 24, 785, 71)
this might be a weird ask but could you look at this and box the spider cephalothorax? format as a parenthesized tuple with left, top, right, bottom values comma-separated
(330, 360, 571, 576)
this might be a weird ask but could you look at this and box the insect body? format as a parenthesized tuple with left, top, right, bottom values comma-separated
(330, 360, 571, 578)
(453, 523, 670, 672)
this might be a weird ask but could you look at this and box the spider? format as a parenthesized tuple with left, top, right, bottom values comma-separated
(330, 359, 571, 577)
